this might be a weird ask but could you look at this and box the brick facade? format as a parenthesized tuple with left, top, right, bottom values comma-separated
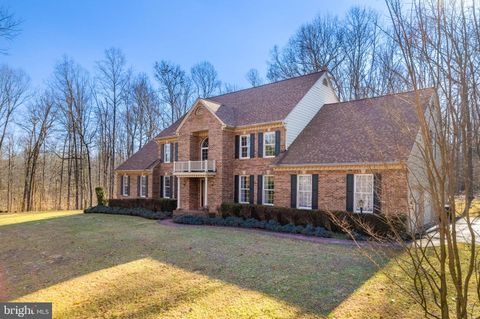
(116, 104, 410, 217)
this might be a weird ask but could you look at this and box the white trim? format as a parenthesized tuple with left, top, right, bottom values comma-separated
(163, 176, 171, 198)
(353, 174, 374, 213)
(239, 135, 250, 159)
(164, 144, 171, 163)
(297, 174, 312, 210)
(239, 175, 250, 204)
(263, 132, 276, 158)
(262, 175, 274, 206)
(174, 99, 226, 135)
(139, 175, 147, 198)
(122, 175, 128, 196)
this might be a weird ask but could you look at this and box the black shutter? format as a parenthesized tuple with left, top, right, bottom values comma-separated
(250, 133, 255, 158)
(312, 174, 318, 209)
(146, 176, 149, 198)
(137, 176, 141, 197)
(175, 143, 179, 161)
(257, 175, 263, 205)
(160, 176, 164, 198)
(249, 175, 254, 204)
(160, 144, 164, 163)
(346, 174, 354, 212)
(235, 135, 239, 159)
(170, 143, 174, 162)
(127, 176, 130, 196)
(275, 130, 281, 156)
(234, 175, 239, 202)
(374, 173, 382, 214)
(291, 175, 297, 208)
(119, 175, 124, 196)
(258, 132, 263, 158)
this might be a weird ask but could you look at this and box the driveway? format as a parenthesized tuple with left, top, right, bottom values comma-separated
(426, 216, 480, 244)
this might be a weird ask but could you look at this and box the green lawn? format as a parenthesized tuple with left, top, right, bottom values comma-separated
(0, 211, 467, 318)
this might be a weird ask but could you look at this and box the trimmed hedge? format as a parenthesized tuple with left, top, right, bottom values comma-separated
(173, 215, 335, 238)
(108, 198, 177, 213)
(219, 203, 407, 238)
(84, 205, 172, 220)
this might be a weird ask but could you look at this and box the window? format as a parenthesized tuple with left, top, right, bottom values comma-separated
(263, 132, 275, 157)
(140, 175, 147, 198)
(239, 175, 250, 203)
(297, 175, 312, 209)
(163, 176, 171, 198)
(263, 175, 274, 205)
(122, 175, 128, 196)
(239, 135, 250, 159)
(201, 138, 208, 161)
(164, 144, 171, 163)
(354, 174, 373, 213)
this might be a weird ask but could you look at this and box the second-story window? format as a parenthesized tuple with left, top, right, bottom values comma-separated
(164, 144, 171, 163)
(201, 138, 208, 161)
(239, 135, 250, 159)
(264, 132, 276, 157)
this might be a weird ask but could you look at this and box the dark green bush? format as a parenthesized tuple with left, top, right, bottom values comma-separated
(95, 187, 107, 206)
(172, 215, 334, 239)
(219, 202, 406, 238)
(84, 205, 172, 220)
(108, 198, 177, 212)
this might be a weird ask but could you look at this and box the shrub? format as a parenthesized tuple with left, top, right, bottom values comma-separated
(172, 214, 336, 239)
(95, 187, 107, 206)
(84, 205, 172, 220)
(219, 202, 406, 238)
(108, 198, 177, 213)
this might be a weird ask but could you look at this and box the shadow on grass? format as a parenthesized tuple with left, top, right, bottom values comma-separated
(0, 213, 394, 318)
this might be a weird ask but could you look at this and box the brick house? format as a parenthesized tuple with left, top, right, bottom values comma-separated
(115, 71, 436, 226)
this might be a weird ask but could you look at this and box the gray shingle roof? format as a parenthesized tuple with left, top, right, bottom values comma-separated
(115, 140, 159, 171)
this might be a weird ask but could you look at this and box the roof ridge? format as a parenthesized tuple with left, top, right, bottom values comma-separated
(327, 87, 435, 106)
(207, 71, 326, 99)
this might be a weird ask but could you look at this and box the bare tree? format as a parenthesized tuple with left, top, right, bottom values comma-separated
(154, 60, 193, 124)
(0, 7, 21, 54)
(191, 61, 221, 97)
(245, 68, 264, 87)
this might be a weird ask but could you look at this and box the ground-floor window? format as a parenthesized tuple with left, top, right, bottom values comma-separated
(122, 175, 129, 196)
(297, 174, 312, 209)
(140, 176, 147, 198)
(354, 174, 373, 213)
(263, 175, 274, 205)
(239, 175, 250, 203)
(163, 176, 171, 198)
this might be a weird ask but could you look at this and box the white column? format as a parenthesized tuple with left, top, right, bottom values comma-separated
(204, 177, 208, 207)
(177, 177, 181, 209)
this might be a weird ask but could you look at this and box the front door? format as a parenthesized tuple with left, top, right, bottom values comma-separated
(199, 178, 205, 208)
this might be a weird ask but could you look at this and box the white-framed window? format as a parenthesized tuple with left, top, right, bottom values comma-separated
(163, 176, 171, 198)
(140, 175, 147, 198)
(201, 138, 209, 161)
(263, 132, 276, 157)
(239, 175, 250, 203)
(164, 143, 171, 163)
(263, 175, 274, 205)
(122, 175, 128, 196)
(354, 174, 374, 213)
(239, 135, 250, 159)
(297, 174, 312, 209)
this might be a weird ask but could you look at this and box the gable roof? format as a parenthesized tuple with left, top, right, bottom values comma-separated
(276, 88, 435, 166)
(115, 140, 159, 171)
(206, 71, 326, 127)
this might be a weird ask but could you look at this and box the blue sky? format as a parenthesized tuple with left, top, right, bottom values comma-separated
(1, 0, 386, 90)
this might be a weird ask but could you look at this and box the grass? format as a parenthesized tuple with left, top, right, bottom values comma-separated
(0, 211, 476, 318)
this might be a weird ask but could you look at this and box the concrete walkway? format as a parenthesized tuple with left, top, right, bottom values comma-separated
(425, 216, 480, 245)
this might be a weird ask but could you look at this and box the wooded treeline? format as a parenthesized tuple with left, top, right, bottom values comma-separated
(0, 1, 479, 212)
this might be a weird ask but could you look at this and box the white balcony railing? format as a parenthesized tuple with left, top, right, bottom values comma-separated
(173, 160, 216, 173)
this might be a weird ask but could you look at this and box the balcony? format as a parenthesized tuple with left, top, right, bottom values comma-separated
(173, 160, 216, 177)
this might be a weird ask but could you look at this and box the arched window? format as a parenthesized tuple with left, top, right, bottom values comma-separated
(201, 138, 209, 160)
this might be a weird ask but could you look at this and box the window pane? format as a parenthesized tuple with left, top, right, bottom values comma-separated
(264, 132, 276, 157)
(354, 174, 373, 212)
(263, 175, 274, 205)
(298, 175, 312, 208)
(239, 175, 250, 203)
